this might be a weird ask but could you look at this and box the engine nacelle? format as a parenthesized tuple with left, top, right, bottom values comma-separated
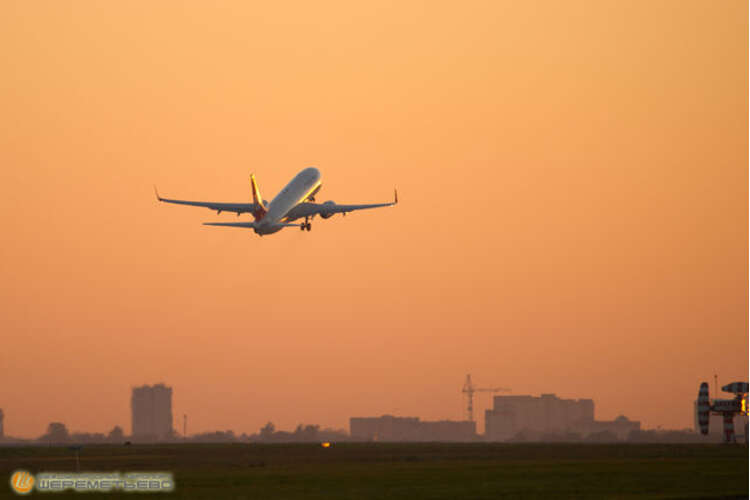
(320, 200, 336, 219)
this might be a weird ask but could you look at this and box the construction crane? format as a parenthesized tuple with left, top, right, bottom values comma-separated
(462, 374, 511, 422)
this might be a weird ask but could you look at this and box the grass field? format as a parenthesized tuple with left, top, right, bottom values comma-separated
(0, 443, 747, 499)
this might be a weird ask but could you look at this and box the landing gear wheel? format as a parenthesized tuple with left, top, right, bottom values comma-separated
(300, 224, 305, 231)
(305, 223, 312, 231)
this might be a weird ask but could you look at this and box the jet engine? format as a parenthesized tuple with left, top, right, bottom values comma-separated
(320, 200, 337, 219)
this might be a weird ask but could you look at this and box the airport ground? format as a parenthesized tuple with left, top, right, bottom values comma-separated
(0, 442, 747, 499)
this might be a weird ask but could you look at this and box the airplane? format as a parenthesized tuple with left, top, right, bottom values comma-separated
(155, 167, 397, 236)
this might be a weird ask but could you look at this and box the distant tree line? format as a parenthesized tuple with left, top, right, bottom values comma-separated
(2, 422, 735, 445)
(9, 421, 349, 445)
(249, 422, 349, 443)
(35, 423, 125, 444)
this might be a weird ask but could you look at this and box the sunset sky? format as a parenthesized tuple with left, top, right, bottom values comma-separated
(0, 1, 747, 438)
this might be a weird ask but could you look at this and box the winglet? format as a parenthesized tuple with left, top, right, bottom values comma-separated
(154, 185, 162, 201)
(394, 188, 398, 205)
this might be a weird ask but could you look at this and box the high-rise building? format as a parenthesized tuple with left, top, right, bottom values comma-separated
(131, 384, 173, 441)
(485, 393, 595, 441)
(485, 393, 640, 441)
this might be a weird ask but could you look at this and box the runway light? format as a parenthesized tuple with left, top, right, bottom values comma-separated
(321, 442, 331, 448)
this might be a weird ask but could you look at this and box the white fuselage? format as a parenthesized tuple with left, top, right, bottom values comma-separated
(255, 167, 321, 234)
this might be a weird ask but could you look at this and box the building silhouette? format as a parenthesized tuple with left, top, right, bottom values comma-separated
(485, 393, 639, 441)
(587, 415, 641, 440)
(131, 384, 173, 441)
(350, 415, 476, 441)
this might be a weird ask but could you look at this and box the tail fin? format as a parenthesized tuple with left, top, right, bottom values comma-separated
(250, 174, 267, 220)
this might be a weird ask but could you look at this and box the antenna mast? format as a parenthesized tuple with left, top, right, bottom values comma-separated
(714, 373, 718, 400)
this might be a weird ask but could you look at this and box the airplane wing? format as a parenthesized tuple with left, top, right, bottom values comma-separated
(286, 189, 398, 220)
(202, 222, 256, 228)
(202, 222, 302, 229)
(155, 187, 260, 215)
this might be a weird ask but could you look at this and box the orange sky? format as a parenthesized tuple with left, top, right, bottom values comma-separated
(0, 1, 747, 438)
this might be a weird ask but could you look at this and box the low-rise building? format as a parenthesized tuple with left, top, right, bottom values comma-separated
(584, 415, 640, 440)
(350, 415, 476, 441)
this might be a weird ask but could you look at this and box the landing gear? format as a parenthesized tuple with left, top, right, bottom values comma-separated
(301, 217, 312, 232)
(306, 222, 311, 231)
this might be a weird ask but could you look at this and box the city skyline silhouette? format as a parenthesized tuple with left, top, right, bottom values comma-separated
(0, 1, 746, 439)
